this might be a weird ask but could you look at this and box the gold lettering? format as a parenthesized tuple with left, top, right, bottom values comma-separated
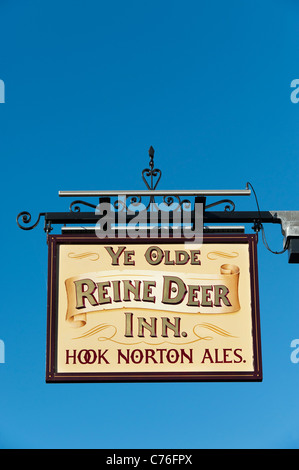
(123, 280, 141, 301)
(175, 250, 190, 265)
(74, 279, 98, 309)
(142, 281, 156, 302)
(190, 250, 201, 265)
(97, 281, 111, 304)
(201, 285, 213, 307)
(214, 285, 231, 307)
(161, 317, 181, 337)
(138, 317, 157, 337)
(162, 276, 187, 305)
(144, 246, 164, 265)
(187, 285, 200, 306)
(124, 312, 133, 337)
(105, 246, 126, 265)
(124, 250, 135, 265)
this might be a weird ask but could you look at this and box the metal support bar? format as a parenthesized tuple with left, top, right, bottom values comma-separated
(41, 210, 280, 225)
(59, 189, 251, 197)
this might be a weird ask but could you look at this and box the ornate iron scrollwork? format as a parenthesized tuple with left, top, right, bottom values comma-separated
(16, 211, 45, 230)
(206, 199, 235, 212)
(142, 146, 162, 191)
(16, 146, 242, 232)
(70, 200, 97, 213)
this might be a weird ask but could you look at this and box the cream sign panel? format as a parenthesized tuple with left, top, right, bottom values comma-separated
(46, 234, 262, 382)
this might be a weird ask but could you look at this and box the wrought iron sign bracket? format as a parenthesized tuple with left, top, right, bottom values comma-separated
(17, 147, 299, 263)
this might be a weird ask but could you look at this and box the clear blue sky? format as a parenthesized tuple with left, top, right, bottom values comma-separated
(0, 0, 299, 449)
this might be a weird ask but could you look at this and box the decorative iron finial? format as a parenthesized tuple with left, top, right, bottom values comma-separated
(142, 146, 161, 190)
(148, 146, 155, 170)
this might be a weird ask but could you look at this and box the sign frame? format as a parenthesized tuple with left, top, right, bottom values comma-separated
(46, 233, 262, 383)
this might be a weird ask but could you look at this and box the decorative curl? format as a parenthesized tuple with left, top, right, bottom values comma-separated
(142, 167, 162, 190)
(205, 199, 235, 212)
(16, 211, 45, 230)
(70, 200, 97, 213)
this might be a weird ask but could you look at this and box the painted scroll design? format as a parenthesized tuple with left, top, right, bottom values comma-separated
(207, 251, 239, 260)
(68, 252, 100, 261)
(73, 322, 237, 346)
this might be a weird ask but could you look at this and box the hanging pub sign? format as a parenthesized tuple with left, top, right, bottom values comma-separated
(46, 233, 262, 382)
